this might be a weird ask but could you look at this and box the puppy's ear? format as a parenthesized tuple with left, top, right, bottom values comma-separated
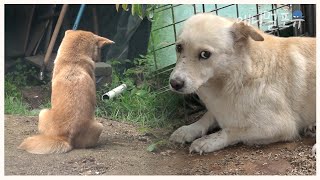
(65, 30, 73, 35)
(94, 35, 114, 48)
(231, 21, 264, 42)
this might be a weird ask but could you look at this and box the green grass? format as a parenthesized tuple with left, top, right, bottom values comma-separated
(96, 56, 184, 128)
(5, 76, 39, 116)
(96, 91, 182, 128)
(4, 59, 45, 116)
(4, 96, 37, 116)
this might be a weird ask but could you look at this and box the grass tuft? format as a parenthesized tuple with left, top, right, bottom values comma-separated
(96, 55, 184, 128)
(4, 59, 45, 116)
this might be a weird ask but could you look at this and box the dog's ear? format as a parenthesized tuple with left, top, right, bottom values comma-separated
(231, 21, 264, 42)
(94, 35, 114, 48)
(65, 30, 73, 35)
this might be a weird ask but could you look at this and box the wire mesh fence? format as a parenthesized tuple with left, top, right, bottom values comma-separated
(148, 4, 297, 93)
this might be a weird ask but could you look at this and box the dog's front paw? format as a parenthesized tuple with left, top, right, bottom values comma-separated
(304, 124, 316, 137)
(189, 131, 228, 155)
(169, 125, 203, 144)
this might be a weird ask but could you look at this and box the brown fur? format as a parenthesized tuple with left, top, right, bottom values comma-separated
(18, 30, 114, 154)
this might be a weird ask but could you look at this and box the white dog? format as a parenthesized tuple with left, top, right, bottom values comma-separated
(169, 13, 316, 154)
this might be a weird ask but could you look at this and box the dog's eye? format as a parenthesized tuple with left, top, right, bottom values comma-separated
(199, 51, 211, 59)
(176, 44, 183, 53)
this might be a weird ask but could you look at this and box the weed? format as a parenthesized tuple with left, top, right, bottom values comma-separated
(4, 79, 38, 115)
(4, 59, 43, 115)
(147, 139, 169, 152)
(96, 55, 184, 128)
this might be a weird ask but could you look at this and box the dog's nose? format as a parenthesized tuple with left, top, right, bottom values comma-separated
(170, 78, 185, 91)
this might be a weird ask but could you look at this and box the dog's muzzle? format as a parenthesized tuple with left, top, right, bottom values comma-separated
(170, 77, 185, 91)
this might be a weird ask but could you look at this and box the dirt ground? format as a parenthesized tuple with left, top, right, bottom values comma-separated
(5, 115, 316, 175)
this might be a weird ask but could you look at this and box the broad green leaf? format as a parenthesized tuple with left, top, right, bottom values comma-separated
(147, 143, 157, 152)
(147, 140, 167, 152)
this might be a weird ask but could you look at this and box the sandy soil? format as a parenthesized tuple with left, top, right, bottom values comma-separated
(4, 115, 316, 175)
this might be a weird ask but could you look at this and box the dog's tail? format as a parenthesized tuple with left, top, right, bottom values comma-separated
(18, 135, 72, 154)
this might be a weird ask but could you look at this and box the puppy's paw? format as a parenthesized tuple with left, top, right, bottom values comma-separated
(169, 125, 203, 144)
(189, 131, 227, 155)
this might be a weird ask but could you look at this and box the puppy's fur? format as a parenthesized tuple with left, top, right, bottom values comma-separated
(169, 13, 316, 154)
(18, 30, 114, 154)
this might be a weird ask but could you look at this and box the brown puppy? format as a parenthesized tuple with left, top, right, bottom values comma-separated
(18, 30, 114, 154)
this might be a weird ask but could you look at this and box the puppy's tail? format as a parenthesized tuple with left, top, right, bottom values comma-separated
(18, 135, 72, 154)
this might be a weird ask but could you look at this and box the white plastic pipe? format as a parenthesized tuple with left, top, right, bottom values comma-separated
(102, 84, 127, 100)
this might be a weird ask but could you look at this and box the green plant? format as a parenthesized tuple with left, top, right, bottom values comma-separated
(115, 4, 158, 20)
(5, 59, 38, 87)
(4, 78, 38, 116)
(96, 55, 184, 128)
(147, 139, 169, 152)
(4, 59, 42, 115)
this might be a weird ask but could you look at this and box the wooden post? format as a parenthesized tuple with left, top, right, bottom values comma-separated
(40, 4, 69, 80)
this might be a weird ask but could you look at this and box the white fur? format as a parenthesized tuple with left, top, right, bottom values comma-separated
(169, 13, 316, 155)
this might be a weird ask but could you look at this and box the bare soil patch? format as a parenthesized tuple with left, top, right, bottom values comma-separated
(4, 115, 316, 175)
